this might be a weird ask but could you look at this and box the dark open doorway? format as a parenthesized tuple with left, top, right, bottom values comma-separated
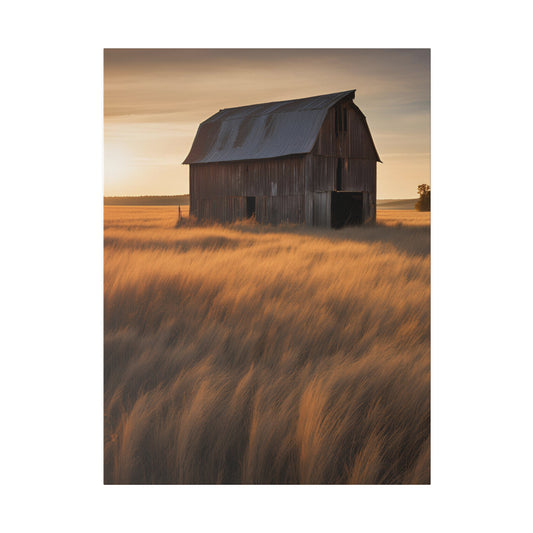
(331, 192, 363, 228)
(246, 196, 256, 218)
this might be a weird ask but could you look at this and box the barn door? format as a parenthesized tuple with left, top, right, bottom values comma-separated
(331, 192, 363, 228)
(312, 192, 330, 226)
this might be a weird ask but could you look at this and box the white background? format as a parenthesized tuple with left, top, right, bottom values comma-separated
(1, 1, 532, 531)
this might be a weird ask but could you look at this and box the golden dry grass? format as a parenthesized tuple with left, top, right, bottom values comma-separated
(104, 206, 430, 484)
(376, 209, 430, 227)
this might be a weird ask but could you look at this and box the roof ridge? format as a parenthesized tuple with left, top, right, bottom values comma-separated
(206, 108, 324, 121)
(216, 89, 355, 113)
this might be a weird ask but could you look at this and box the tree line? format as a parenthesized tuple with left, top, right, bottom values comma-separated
(104, 194, 190, 206)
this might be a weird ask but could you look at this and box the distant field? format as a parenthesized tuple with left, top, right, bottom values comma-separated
(378, 209, 430, 227)
(104, 195, 189, 206)
(377, 198, 417, 210)
(104, 206, 430, 484)
(105, 196, 419, 210)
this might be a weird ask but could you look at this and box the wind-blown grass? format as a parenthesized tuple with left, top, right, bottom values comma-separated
(104, 207, 430, 484)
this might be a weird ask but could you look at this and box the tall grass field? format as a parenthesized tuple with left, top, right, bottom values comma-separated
(104, 206, 430, 484)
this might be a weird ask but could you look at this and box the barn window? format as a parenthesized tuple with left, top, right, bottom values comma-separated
(335, 106, 347, 134)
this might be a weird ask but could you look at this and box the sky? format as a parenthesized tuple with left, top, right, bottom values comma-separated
(104, 49, 430, 199)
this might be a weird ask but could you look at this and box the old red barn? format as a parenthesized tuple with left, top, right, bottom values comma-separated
(183, 90, 381, 227)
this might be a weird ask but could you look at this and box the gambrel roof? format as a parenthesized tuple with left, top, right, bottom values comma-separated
(183, 89, 379, 164)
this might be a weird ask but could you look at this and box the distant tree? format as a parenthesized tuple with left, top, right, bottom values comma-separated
(415, 184, 430, 211)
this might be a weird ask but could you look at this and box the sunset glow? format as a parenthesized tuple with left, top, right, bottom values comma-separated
(104, 49, 430, 199)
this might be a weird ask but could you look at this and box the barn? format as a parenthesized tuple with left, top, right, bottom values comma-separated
(183, 89, 381, 227)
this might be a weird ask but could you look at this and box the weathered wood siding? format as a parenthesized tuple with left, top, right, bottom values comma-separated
(303, 155, 376, 226)
(305, 156, 376, 191)
(313, 100, 378, 159)
(312, 191, 331, 226)
(189, 97, 377, 226)
(190, 155, 305, 224)
(303, 98, 377, 226)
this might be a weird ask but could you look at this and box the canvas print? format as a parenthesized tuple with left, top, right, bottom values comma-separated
(104, 49, 430, 484)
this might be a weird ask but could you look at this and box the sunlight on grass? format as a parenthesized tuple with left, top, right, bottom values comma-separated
(104, 206, 430, 484)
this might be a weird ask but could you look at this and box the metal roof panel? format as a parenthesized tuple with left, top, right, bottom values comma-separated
(183, 90, 355, 164)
